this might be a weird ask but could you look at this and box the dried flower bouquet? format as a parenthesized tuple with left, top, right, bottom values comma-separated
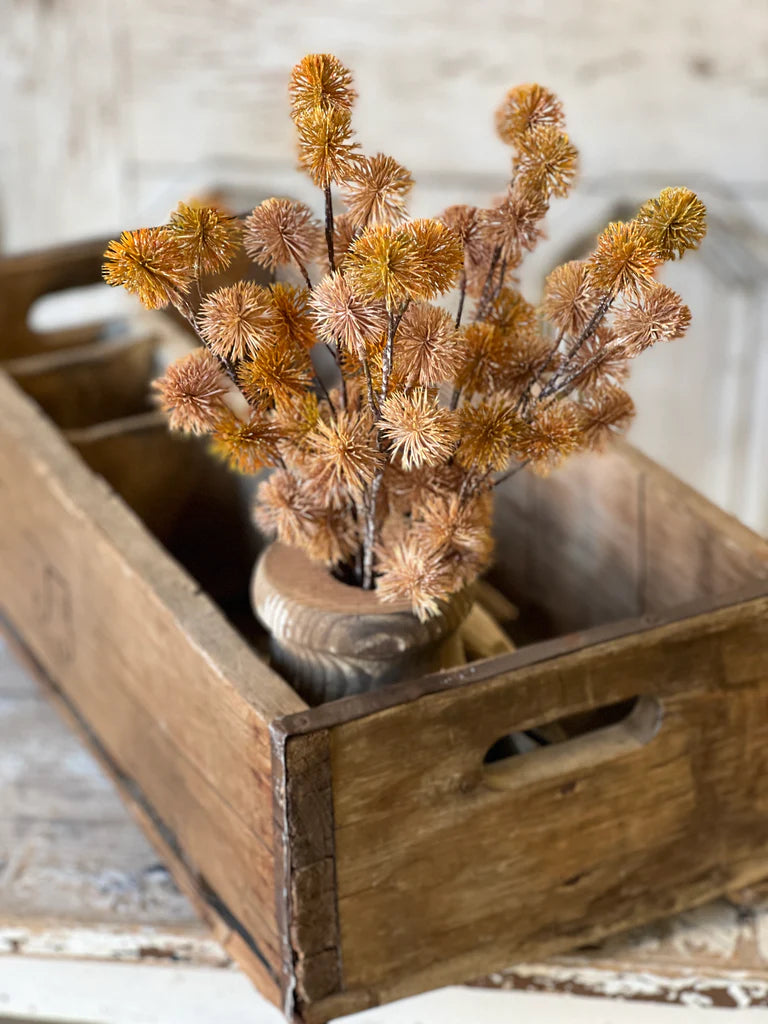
(103, 54, 707, 622)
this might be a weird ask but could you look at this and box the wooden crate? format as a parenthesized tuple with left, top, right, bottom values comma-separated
(1, 240, 767, 1023)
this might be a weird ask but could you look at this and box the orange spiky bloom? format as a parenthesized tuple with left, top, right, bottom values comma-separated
(339, 153, 414, 228)
(167, 202, 242, 276)
(486, 288, 537, 340)
(403, 219, 465, 299)
(376, 535, 453, 620)
(289, 53, 357, 118)
(495, 84, 565, 145)
(152, 348, 229, 434)
(498, 334, 553, 397)
(273, 392, 322, 460)
(636, 187, 707, 261)
(612, 282, 691, 357)
(578, 384, 636, 450)
(343, 224, 422, 307)
(244, 198, 323, 273)
(514, 126, 579, 199)
(481, 187, 549, 264)
(455, 323, 506, 397)
(307, 409, 381, 498)
(543, 260, 599, 336)
(395, 302, 462, 386)
(103, 227, 191, 310)
(199, 281, 276, 361)
(513, 402, 584, 474)
(237, 338, 314, 409)
(416, 491, 494, 578)
(269, 283, 317, 352)
(587, 220, 661, 298)
(309, 272, 388, 356)
(572, 329, 630, 390)
(210, 410, 282, 473)
(380, 388, 457, 470)
(455, 393, 520, 473)
(295, 107, 360, 188)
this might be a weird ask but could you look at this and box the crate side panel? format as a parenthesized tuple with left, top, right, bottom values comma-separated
(328, 598, 768, 1003)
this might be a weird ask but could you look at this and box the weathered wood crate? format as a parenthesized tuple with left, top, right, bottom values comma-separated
(1, 240, 767, 1023)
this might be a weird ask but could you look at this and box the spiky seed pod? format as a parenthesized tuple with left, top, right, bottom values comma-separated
(272, 392, 322, 461)
(254, 468, 319, 544)
(486, 287, 538, 340)
(269, 283, 317, 352)
(210, 410, 283, 473)
(103, 227, 191, 310)
(402, 219, 465, 299)
(395, 302, 462, 387)
(376, 535, 453, 621)
(587, 221, 661, 299)
(572, 328, 630, 390)
(237, 339, 314, 409)
(167, 202, 241, 276)
(480, 187, 549, 265)
(612, 282, 692, 357)
(244, 198, 323, 272)
(455, 393, 520, 473)
(295, 107, 360, 188)
(380, 388, 458, 471)
(331, 212, 358, 263)
(199, 281, 277, 361)
(440, 205, 488, 268)
(289, 53, 357, 118)
(152, 349, 229, 434)
(498, 334, 553, 397)
(343, 224, 422, 307)
(339, 153, 414, 228)
(307, 409, 381, 498)
(577, 384, 636, 450)
(309, 273, 388, 356)
(543, 260, 599, 336)
(416, 492, 494, 578)
(455, 323, 506, 397)
(514, 126, 579, 199)
(513, 402, 584, 475)
(301, 506, 360, 565)
(495, 84, 565, 145)
(636, 187, 707, 261)
(463, 239, 501, 299)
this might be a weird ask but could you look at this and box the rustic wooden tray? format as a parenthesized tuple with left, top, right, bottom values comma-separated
(1, 240, 767, 1023)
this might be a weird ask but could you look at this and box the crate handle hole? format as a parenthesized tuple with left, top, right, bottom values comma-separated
(27, 283, 133, 345)
(483, 695, 662, 778)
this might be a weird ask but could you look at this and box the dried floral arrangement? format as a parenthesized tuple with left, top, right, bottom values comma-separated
(103, 54, 707, 621)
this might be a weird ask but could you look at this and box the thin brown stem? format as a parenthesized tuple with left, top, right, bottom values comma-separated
(295, 259, 313, 291)
(455, 270, 467, 329)
(361, 352, 380, 418)
(474, 246, 502, 322)
(539, 293, 614, 401)
(324, 184, 335, 273)
(494, 459, 531, 488)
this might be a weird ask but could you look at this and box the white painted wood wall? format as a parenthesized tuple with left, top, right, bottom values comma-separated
(1, 0, 766, 531)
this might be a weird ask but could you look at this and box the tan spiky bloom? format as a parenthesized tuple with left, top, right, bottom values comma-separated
(254, 469, 319, 544)
(513, 402, 584, 474)
(301, 506, 359, 565)
(210, 410, 282, 473)
(309, 272, 388, 355)
(587, 221, 661, 298)
(543, 260, 599, 336)
(199, 281, 276, 361)
(515, 126, 579, 199)
(237, 339, 313, 409)
(487, 287, 537, 340)
(455, 323, 505, 397)
(376, 535, 453, 620)
(440, 205, 488, 268)
(244, 198, 323, 272)
(339, 153, 414, 228)
(289, 53, 357, 118)
(417, 491, 494, 578)
(103, 227, 191, 310)
(636, 187, 707, 261)
(295, 107, 360, 188)
(395, 302, 462, 386)
(498, 334, 553, 397)
(403, 219, 465, 299)
(273, 393, 322, 461)
(344, 224, 422, 307)
(612, 282, 691, 357)
(332, 212, 358, 263)
(308, 409, 381, 497)
(480, 187, 548, 264)
(455, 393, 520, 473)
(153, 349, 229, 434)
(578, 384, 635, 450)
(572, 328, 629, 390)
(269, 283, 317, 351)
(167, 202, 241, 276)
(380, 389, 457, 470)
(495, 84, 565, 145)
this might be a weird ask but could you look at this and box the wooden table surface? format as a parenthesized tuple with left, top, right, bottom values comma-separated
(3, 631, 768, 1021)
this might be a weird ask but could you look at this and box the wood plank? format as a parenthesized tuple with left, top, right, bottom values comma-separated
(277, 593, 768, 1017)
